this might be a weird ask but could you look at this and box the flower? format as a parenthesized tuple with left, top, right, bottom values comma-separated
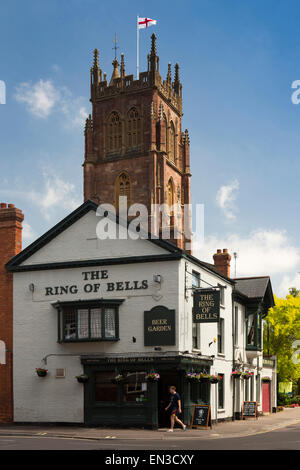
(231, 370, 243, 376)
(145, 372, 160, 381)
(242, 371, 254, 378)
(210, 374, 222, 381)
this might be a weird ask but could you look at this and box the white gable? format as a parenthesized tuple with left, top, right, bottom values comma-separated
(21, 210, 169, 266)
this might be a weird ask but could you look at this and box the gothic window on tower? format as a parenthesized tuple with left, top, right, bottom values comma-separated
(167, 178, 175, 225)
(107, 111, 122, 154)
(169, 121, 176, 163)
(127, 107, 141, 150)
(115, 172, 131, 208)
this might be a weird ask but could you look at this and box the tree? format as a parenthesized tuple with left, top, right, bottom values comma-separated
(264, 294, 300, 383)
(289, 287, 300, 298)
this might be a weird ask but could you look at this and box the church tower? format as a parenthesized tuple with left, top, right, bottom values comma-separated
(83, 34, 192, 251)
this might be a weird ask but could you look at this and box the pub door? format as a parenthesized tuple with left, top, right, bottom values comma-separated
(262, 381, 271, 413)
(157, 372, 180, 428)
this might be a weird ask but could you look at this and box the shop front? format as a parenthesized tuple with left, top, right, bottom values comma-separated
(82, 355, 212, 428)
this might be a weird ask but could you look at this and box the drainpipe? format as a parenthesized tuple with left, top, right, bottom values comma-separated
(232, 287, 235, 421)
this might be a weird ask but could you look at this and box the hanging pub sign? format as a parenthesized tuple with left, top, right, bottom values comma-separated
(193, 289, 220, 323)
(144, 306, 175, 346)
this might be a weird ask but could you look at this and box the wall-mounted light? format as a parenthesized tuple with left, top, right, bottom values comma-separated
(132, 337, 136, 343)
(29, 283, 34, 292)
(154, 347, 162, 351)
(153, 274, 162, 283)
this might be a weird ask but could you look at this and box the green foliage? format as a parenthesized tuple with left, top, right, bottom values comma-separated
(289, 287, 300, 298)
(263, 294, 300, 383)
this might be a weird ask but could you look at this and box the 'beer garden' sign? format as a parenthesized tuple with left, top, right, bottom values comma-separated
(193, 289, 220, 323)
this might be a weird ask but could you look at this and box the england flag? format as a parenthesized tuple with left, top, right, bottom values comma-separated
(138, 17, 157, 29)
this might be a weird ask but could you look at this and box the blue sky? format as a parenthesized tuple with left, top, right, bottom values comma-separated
(1, 0, 300, 296)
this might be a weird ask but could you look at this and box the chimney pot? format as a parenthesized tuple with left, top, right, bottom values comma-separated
(213, 248, 231, 278)
(0, 203, 7, 209)
(8, 204, 15, 208)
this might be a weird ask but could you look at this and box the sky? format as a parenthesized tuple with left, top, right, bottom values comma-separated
(0, 0, 300, 296)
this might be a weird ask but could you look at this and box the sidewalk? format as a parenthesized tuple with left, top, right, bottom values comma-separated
(0, 407, 300, 441)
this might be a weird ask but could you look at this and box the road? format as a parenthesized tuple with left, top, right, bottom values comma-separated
(0, 422, 300, 450)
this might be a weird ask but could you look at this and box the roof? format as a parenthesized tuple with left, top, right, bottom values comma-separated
(233, 276, 275, 310)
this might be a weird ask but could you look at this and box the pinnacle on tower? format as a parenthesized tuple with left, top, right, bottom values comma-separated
(150, 33, 157, 56)
(166, 62, 172, 86)
(120, 53, 126, 78)
(93, 48, 99, 69)
(110, 58, 120, 85)
(173, 63, 180, 94)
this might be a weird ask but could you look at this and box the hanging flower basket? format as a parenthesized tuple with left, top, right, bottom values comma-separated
(75, 374, 89, 383)
(36, 368, 48, 377)
(145, 372, 160, 382)
(199, 373, 211, 382)
(185, 372, 200, 382)
(262, 376, 271, 382)
(210, 375, 222, 384)
(231, 371, 243, 379)
(111, 374, 127, 384)
(242, 371, 254, 380)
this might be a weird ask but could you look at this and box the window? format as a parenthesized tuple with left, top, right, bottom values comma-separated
(127, 107, 141, 149)
(169, 121, 176, 163)
(218, 374, 224, 409)
(167, 178, 175, 208)
(95, 371, 118, 402)
(56, 301, 121, 342)
(192, 323, 200, 350)
(246, 306, 262, 350)
(192, 271, 201, 349)
(107, 111, 122, 153)
(234, 305, 239, 346)
(218, 318, 224, 354)
(218, 284, 225, 306)
(122, 372, 148, 403)
(192, 270, 200, 288)
(257, 373, 261, 403)
(115, 172, 131, 208)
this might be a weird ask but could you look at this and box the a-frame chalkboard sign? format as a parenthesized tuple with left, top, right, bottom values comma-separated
(242, 401, 258, 420)
(190, 405, 212, 429)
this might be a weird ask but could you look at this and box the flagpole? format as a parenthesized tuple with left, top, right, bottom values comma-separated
(137, 14, 139, 80)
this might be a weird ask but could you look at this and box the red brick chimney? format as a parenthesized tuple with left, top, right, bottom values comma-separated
(213, 248, 231, 278)
(0, 203, 24, 422)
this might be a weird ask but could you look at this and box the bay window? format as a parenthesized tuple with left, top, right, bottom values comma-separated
(54, 299, 123, 342)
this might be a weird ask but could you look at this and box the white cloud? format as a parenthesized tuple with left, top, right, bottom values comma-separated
(27, 171, 81, 220)
(278, 274, 300, 297)
(15, 79, 88, 128)
(195, 229, 300, 278)
(0, 170, 81, 222)
(216, 179, 239, 220)
(15, 80, 59, 118)
(22, 222, 36, 242)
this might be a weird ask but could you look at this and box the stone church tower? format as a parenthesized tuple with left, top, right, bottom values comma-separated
(83, 34, 192, 251)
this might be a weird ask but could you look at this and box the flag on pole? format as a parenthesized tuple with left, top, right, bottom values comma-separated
(138, 17, 157, 29)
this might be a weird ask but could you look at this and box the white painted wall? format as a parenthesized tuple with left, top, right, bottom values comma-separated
(13, 260, 180, 422)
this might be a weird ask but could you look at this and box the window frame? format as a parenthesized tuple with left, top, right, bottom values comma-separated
(192, 270, 201, 350)
(218, 373, 224, 409)
(218, 284, 225, 306)
(55, 299, 123, 343)
(245, 304, 263, 351)
(217, 318, 225, 355)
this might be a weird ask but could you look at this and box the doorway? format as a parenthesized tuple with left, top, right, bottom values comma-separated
(262, 381, 271, 413)
(157, 372, 180, 428)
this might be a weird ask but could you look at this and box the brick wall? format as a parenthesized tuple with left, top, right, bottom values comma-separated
(0, 203, 23, 422)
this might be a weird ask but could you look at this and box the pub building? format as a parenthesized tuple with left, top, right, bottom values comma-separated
(5, 35, 276, 427)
